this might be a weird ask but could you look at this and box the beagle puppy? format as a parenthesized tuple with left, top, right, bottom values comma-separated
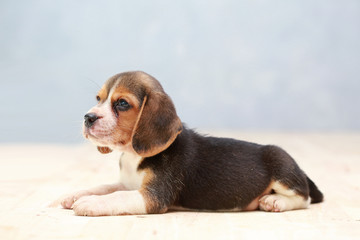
(60, 71, 323, 216)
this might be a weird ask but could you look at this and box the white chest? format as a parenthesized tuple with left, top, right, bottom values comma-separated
(119, 152, 145, 190)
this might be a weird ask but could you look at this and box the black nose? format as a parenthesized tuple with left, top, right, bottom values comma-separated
(84, 113, 99, 128)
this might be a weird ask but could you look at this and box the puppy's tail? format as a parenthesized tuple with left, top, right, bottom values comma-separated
(306, 176, 324, 203)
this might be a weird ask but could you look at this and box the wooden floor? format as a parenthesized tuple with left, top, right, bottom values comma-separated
(0, 132, 359, 240)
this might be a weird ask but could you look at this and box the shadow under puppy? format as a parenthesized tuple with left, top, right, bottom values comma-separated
(60, 71, 323, 216)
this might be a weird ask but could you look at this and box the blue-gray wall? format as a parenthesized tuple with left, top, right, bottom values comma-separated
(1, 0, 359, 143)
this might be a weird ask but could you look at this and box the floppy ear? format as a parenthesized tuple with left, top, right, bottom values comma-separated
(131, 92, 183, 157)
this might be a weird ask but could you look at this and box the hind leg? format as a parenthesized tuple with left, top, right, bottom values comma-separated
(260, 146, 311, 212)
(259, 181, 310, 212)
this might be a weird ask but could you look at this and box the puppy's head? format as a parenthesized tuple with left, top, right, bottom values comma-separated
(83, 71, 183, 157)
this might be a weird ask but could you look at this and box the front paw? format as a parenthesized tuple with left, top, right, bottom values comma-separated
(60, 190, 90, 209)
(72, 195, 111, 216)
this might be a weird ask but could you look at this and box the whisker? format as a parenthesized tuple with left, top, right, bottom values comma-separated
(85, 77, 101, 89)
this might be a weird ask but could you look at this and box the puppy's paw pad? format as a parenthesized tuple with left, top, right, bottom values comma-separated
(259, 194, 286, 212)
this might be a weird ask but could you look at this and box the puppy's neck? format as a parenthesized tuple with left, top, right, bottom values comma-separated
(109, 142, 137, 155)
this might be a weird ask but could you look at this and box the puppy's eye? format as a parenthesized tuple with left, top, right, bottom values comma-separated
(96, 96, 101, 102)
(115, 99, 131, 111)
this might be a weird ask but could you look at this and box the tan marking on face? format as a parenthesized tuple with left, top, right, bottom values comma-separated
(111, 86, 140, 106)
(84, 82, 143, 152)
(109, 86, 142, 148)
(97, 86, 108, 102)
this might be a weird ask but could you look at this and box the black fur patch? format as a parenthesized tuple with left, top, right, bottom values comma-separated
(139, 127, 323, 213)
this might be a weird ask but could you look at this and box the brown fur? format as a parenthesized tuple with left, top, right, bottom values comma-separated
(131, 93, 183, 157)
(96, 86, 108, 103)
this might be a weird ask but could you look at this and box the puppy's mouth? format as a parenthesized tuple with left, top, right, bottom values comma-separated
(83, 124, 113, 141)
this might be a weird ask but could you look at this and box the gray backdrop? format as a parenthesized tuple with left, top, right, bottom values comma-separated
(1, 0, 359, 143)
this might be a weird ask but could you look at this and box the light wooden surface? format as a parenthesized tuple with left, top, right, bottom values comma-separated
(0, 132, 359, 240)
